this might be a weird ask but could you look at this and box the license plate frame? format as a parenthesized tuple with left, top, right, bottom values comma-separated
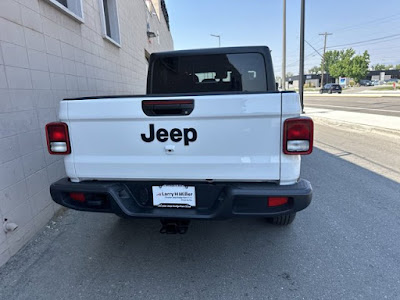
(152, 185, 196, 208)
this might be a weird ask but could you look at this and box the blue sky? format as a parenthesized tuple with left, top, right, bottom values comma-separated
(164, 0, 400, 75)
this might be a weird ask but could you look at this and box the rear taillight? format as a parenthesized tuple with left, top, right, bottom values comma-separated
(70, 192, 85, 203)
(45, 122, 71, 155)
(283, 117, 313, 155)
(268, 197, 289, 207)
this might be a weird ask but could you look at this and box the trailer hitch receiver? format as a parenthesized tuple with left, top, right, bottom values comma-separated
(160, 219, 190, 234)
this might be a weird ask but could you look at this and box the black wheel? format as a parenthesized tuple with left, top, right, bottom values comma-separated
(328, 90, 332, 94)
(267, 213, 296, 225)
(338, 91, 342, 94)
(319, 89, 323, 94)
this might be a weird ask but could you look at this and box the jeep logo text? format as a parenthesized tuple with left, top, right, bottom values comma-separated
(141, 124, 197, 146)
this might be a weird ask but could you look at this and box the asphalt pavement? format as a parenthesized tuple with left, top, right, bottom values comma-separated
(304, 95, 400, 117)
(0, 119, 399, 299)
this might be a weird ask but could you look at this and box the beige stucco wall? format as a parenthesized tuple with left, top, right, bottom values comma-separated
(0, 0, 173, 267)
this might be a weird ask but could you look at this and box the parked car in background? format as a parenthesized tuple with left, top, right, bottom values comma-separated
(320, 83, 342, 94)
(372, 80, 386, 85)
(372, 80, 380, 86)
(386, 78, 399, 83)
(360, 80, 373, 86)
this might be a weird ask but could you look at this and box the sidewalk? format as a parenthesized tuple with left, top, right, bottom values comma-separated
(304, 107, 400, 133)
(305, 93, 400, 97)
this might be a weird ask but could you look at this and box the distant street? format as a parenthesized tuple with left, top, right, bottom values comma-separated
(304, 95, 400, 117)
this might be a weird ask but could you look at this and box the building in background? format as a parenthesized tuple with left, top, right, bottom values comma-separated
(0, 0, 173, 267)
(366, 69, 400, 81)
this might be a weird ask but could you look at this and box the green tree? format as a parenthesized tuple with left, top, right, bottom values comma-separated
(323, 49, 370, 83)
(349, 51, 370, 83)
(372, 63, 395, 70)
(396, 64, 400, 70)
(308, 66, 321, 74)
(372, 63, 385, 71)
(325, 49, 355, 78)
(323, 50, 340, 75)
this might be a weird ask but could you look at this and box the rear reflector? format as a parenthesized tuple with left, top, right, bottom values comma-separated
(70, 192, 85, 202)
(45, 122, 71, 155)
(283, 117, 313, 155)
(268, 197, 288, 207)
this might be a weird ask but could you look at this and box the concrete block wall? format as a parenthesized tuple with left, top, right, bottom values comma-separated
(0, 0, 173, 267)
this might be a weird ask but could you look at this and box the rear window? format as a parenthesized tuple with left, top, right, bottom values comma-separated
(150, 53, 267, 94)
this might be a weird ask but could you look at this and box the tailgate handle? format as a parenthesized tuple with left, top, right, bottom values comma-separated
(142, 100, 194, 116)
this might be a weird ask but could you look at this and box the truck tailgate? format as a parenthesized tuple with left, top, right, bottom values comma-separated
(62, 93, 283, 182)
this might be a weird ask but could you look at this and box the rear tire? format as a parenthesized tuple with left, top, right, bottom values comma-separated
(267, 213, 296, 226)
(319, 90, 323, 94)
(328, 90, 332, 94)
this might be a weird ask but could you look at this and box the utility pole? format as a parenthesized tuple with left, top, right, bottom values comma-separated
(282, 0, 286, 90)
(299, 0, 305, 111)
(210, 34, 221, 47)
(319, 32, 332, 89)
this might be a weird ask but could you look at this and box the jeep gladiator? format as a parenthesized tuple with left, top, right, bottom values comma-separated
(46, 46, 313, 233)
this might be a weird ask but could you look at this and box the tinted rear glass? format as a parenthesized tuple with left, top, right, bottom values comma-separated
(150, 53, 267, 94)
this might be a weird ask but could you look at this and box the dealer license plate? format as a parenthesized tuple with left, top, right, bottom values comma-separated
(152, 185, 196, 208)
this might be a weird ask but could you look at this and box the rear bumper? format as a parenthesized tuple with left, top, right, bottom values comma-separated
(50, 178, 312, 220)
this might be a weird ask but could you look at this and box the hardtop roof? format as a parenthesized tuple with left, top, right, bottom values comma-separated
(150, 46, 271, 58)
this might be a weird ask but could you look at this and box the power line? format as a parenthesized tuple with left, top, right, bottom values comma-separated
(284, 52, 319, 68)
(305, 40, 323, 58)
(327, 12, 400, 33)
(333, 36, 400, 50)
(368, 44, 400, 52)
(277, 43, 328, 74)
(328, 33, 400, 49)
(278, 15, 400, 76)
(278, 36, 325, 68)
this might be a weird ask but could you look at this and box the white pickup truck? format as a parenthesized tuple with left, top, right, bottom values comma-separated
(46, 46, 313, 233)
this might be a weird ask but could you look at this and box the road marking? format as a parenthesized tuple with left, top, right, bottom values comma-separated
(306, 104, 399, 113)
